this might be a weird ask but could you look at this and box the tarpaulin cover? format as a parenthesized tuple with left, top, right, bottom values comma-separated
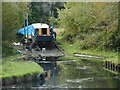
(16, 25, 35, 35)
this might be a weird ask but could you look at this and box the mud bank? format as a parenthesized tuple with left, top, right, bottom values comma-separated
(2, 73, 45, 86)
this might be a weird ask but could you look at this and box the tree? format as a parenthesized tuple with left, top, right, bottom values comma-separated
(29, 2, 64, 25)
(58, 2, 118, 51)
(2, 2, 29, 56)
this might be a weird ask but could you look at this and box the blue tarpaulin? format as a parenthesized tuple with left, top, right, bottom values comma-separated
(16, 25, 35, 35)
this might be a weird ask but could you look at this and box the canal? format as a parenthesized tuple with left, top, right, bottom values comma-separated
(2, 59, 120, 89)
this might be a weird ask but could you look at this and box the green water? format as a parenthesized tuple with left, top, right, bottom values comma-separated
(2, 59, 120, 89)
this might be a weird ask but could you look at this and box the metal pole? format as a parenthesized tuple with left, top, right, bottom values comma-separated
(24, 13, 28, 38)
(52, 11, 54, 29)
(52, 2, 55, 29)
(23, 13, 26, 38)
(26, 13, 28, 39)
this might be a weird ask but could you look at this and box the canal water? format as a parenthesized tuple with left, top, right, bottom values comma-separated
(2, 59, 120, 89)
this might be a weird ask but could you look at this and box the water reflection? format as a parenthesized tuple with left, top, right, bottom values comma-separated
(39, 61, 61, 78)
(38, 60, 119, 88)
(2, 60, 120, 89)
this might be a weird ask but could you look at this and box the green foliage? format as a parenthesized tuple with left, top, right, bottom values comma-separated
(29, 2, 64, 25)
(29, 2, 50, 24)
(58, 2, 119, 51)
(57, 34, 118, 64)
(49, 17, 59, 28)
(2, 2, 29, 56)
(2, 2, 28, 41)
(2, 41, 14, 57)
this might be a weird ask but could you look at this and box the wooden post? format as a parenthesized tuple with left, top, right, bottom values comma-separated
(118, 64, 120, 72)
(115, 65, 118, 72)
(105, 61, 108, 68)
(108, 61, 110, 69)
(112, 63, 115, 71)
(110, 62, 112, 70)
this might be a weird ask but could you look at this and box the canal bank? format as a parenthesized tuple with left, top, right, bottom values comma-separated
(57, 36, 119, 75)
(2, 72, 45, 86)
(2, 59, 120, 89)
(1, 47, 119, 89)
(1, 37, 119, 88)
(1, 54, 45, 86)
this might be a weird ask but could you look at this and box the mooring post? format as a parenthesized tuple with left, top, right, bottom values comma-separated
(105, 61, 108, 69)
(110, 62, 112, 70)
(118, 64, 120, 73)
(108, 61, 110, 69)
(115, 65, 118, 72)
(110, 62, 113, 70)
(112, 63, 115, 71)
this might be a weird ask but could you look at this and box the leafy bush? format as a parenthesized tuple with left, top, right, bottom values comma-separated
(58, 2, 119, 51)
(2, 2, 29, 57)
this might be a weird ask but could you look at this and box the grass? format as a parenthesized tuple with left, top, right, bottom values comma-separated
(1, 54, 44, 78)
(57, 33, 119, 65)
(103, 68, 118, 75)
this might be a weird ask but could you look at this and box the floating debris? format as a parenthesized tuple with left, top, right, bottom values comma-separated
(74, 53, 104, 59)
(66, 78, 93, 84)
(76, 66, 87, 70)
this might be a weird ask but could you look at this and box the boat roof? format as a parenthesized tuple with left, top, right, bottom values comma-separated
(32, 23, 49, 29)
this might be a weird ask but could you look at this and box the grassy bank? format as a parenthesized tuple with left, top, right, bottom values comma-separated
(57, 33, 119, 75)
(1, 54, 44, 78)
(57, 32, 118, 65)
